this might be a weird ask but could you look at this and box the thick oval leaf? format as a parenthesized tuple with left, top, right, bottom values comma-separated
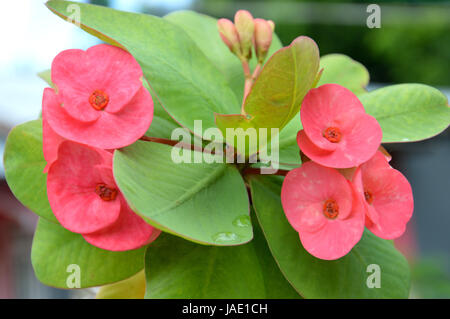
(4, 120, 57, 223)
(215, 36, 319, 156)
(46, 1, 239, 136)
(249, 175, 411, 298)
(144, 230, 300, 299)
(113, 141, 251, 246)
(164, 10, 283, 101)
(249, 212, 301, 299)
(32, 218, 146, 288)
(317, 54, 369, 95)
(97, 270, 146, 299)
(144, 233, 264, 298)
(361, 84, 450, 143)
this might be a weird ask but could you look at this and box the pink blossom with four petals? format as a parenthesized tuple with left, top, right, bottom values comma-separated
(46, 141, 160, 251)
(281, 161, 365, 260)
(297, 84, 382, 168)
(44, 44, 153, 150)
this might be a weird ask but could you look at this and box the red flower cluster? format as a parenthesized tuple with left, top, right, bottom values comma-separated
(282, 84, 413, 260)
(42, 44, 159, 251)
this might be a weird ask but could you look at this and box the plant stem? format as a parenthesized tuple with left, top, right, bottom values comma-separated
(242, 167, 290, 176)
(252, 63, 262, 80)
(241, 59, 253, 114)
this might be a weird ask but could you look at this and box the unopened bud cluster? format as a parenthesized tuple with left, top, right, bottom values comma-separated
(218, 10, 274, 64)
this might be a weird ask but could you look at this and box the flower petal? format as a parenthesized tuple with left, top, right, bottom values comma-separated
(43, 86, 153, 149)
(83, 198, 160, 251)
(281, 161, 353, 232)
(300, 84, 366, 151)
(42, 88, 66, 173)
(297, 112, 382, 169)
(86, 44, 143, 113)
(47, 141, 120, 234)
(51, 49, 100, 122)
(51, 44, 143, 122)
(299, 207, 365, 260)
(363, 168, 413, 239)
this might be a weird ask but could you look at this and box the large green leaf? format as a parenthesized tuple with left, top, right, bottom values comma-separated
(46, 1, 239, 136)
(144, 233, 264, 298)
(113, 141, 251, 246)
(215, 36, 319, 156)
(317, 54, 369, 95)
(3, 120, 57, 223)
(31, 218, 146, 288)
(164, 10, 283, 101)
(361, 84, 450, 143)
(144, 229, 300, 299)
(249, 212, 301, 299)
(249, 175, 411, 298)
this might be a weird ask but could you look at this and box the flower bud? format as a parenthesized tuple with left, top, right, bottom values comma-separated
(267, 20, 275, 31)
(234, 10, 254, 60)
(253, 18, 273, 63)
(217, 18, 241, 57)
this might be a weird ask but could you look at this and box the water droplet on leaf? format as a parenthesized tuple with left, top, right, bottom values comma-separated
(232, 215, 251, 228)
(212, 232, 239, 244)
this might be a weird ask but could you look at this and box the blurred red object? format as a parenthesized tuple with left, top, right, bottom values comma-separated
(0, 180, 37, 298)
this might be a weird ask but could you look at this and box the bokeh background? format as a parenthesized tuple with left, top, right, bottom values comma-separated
(0, 0, 449, 298)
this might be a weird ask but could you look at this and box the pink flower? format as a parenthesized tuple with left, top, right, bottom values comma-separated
(281, 161, 365, 260)
(46, 140, 159, 251)
(352, 151, 414, 240)
(297, 84, 382, 168)
(44, 44, 153, 149)
(42, 88, 66, 173)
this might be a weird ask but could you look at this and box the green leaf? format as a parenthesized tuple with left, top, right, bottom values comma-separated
(113, 141, 251, 246)
(361, 84, 450, 143)
(265, 113, 303, 167)
(317, 54, 369, 95)
(37, 69, 54, 88)
(145, 115, 180, 140)
(97, 270, 146, 299)
(144, 233, 264, 298)
(249, 175, 411, 298)
(164, 10, 283, 101)
(32, 218, 146, 288)
(250, 211, 301, 299)
(144, 229, 300, 299)
(3, 120, 57, 223)
(46, 1, 239, 136)
(215, 36, 319, 156)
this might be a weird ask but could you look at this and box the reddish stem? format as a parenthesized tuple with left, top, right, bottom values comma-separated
(139, 136, 219, 155)
(243, 167, 290, 176)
